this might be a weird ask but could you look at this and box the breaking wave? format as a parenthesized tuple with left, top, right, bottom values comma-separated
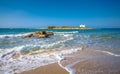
(0, 32, 33, 38)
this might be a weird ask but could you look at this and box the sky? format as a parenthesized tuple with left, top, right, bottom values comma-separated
(0, 0, 120, 28)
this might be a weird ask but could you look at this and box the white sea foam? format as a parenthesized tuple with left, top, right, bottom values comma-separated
(1, 52, 58, 74)
(0, 31, 80, 74)
(0, 33, 73, 58)
(0, 32, 33, 38)
(0, 46, 24, 58)
(65, 61, 80, 74)
(41, 37, 73, 48)
(96, 50, 120, 57)
(54, 31, 79, 34)
(40, 33, 73, 48)
(53, 48, 82, 74)
(0, 45, 82, 74)
(0, 31, 78, 38)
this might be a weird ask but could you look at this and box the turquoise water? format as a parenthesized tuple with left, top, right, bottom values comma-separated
(0, 28, 120, 74)
(0, 28, 120, 50)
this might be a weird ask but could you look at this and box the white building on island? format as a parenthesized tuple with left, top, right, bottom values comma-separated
(80, 24, 86, 28)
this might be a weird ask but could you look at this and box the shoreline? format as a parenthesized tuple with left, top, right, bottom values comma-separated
(17, 48, 81, 74)
(12, 47, 120, 74)
(17, 48, 82, 74)
(1, 29, 120, 74)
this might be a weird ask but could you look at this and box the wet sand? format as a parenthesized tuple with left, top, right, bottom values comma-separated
(18, 47, 120, 74)
(17, 63, 69, 74)
(73, 59, 120, 74)
(61, 48, 120, 74)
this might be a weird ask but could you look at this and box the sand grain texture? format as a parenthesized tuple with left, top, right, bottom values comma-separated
(18, 63, 69, 74)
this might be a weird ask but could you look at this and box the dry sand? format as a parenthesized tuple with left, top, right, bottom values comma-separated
(17, 63, 69, 74)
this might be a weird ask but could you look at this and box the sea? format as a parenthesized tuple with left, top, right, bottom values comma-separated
(0, 28, 120, 74)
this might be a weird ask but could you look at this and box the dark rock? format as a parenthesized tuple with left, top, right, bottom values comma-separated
(23, 31, 54, 38)
(5, 36, 10, 38)
(42, 31, 46, 34)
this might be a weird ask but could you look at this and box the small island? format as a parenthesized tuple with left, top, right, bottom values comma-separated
(41, 24, 94, 30)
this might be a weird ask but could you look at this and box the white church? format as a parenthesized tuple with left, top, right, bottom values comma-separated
(80, 24, 86, 28)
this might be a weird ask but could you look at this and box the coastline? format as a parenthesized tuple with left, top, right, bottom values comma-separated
(10, 47, 120, 74)
(1, 29, 120, 74)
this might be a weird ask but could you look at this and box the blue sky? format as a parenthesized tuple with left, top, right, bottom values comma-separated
(0, 0, 120, 28)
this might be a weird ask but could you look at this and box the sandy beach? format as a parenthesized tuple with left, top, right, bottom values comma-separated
(17, 47, 120, 74)
(18, 63, 69, 74)
(62, 48, 120, 74)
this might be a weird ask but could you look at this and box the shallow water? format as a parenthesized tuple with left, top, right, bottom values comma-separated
(0, 28, 120, 74)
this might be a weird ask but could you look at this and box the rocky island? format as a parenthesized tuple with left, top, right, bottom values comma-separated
(44, 24, 94, 30)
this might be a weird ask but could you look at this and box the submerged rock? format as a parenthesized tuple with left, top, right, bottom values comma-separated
(23, 31, 54, 38)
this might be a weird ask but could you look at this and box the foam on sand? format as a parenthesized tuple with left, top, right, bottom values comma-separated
(0, 47, 82, 74)
(53, 48, 82, 74)
(0, 52, 58, 74)
(96, 50, 120, 57)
